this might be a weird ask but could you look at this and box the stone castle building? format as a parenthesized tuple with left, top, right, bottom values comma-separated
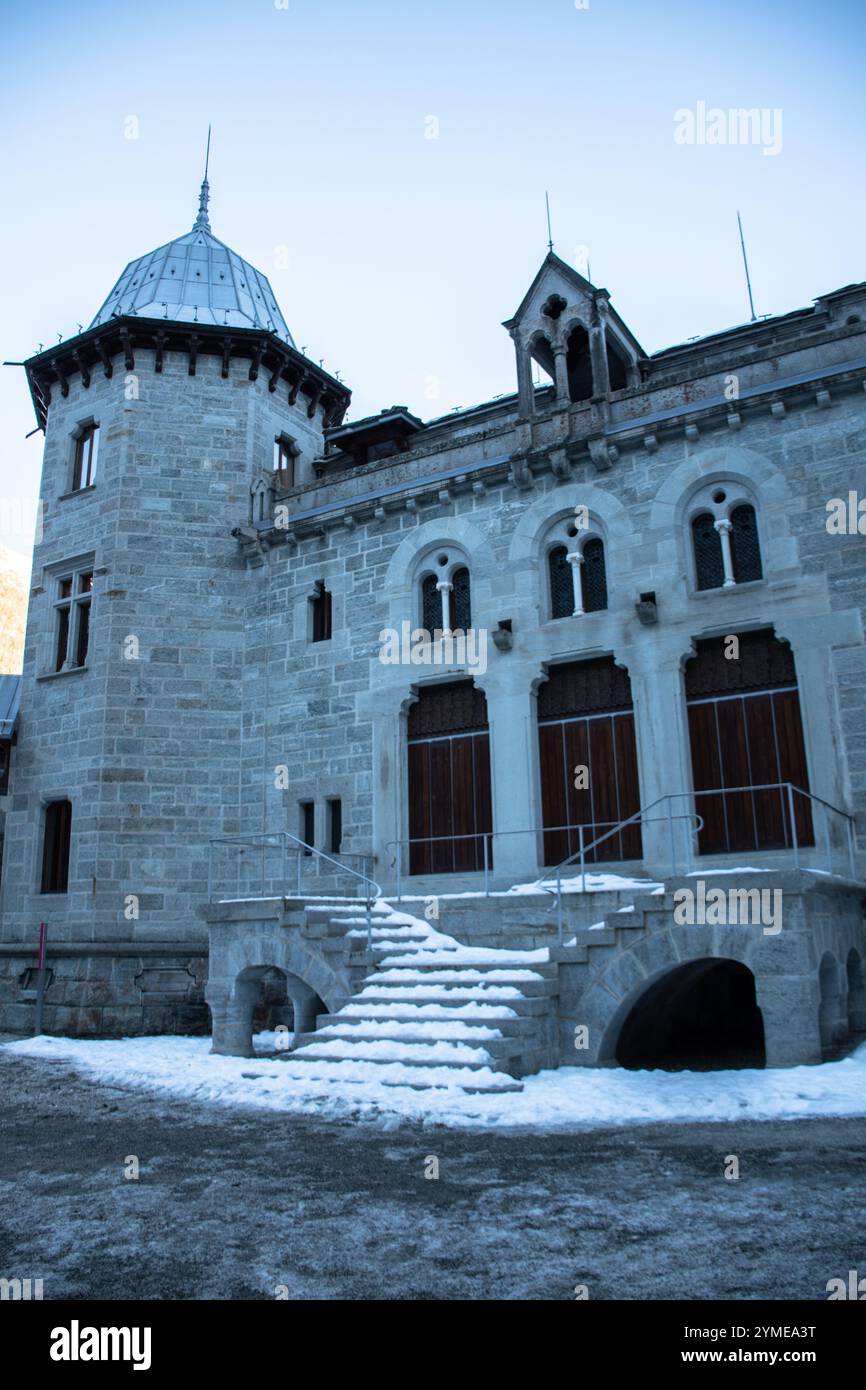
(1, 170, 864, 1078)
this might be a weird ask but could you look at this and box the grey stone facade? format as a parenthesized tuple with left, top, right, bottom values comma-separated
(1, 212, 865, 1060)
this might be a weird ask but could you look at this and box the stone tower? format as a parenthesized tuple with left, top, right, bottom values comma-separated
(0, 174, 348, 1034)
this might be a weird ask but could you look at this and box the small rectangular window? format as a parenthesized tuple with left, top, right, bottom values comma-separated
(273, 436, 297, 485)
(41, 799, 72, 894)
(311, 583, 332, 642)
(0, 743, 10, 796)
(300, 801, 315, 855)
(327, 799, 342, 855)
(72, 424, 99, 491)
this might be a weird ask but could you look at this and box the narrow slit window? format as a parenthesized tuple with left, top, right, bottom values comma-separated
(310, 582, 332, 642)
(300, 801, 315, 855)
(41, 799, 72, 894)
(72, 424, 99, 491)
(327, 798, 342, 855)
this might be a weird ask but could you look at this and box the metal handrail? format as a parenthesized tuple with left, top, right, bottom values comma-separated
(208, 832, 382, 949)
(688, 782, 857, 880)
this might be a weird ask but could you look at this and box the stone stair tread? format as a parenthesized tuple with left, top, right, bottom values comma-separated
(290, 1038, 497, 1066)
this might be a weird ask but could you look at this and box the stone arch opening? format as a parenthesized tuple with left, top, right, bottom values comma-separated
(529, 333, 555, 387)
(847, 949, 866, 1034)
(819, 951, 845, 1054)
(234, 963, 327, 1055)
(566, 324, 593, 402)
(613, 958, 766, 1071)
(606, 336, 629, 392)
(817, 956, 845, 1050)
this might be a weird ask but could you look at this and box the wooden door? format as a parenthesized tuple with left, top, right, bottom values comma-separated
(685, 631, 813, 855)
(407, 682, 493, 875)
(537, 658, 642, 867)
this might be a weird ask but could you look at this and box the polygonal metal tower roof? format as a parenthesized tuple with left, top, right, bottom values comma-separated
(89, 172, 294, 343)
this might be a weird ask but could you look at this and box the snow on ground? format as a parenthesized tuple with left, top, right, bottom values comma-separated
(5, 1033, 866, 1132)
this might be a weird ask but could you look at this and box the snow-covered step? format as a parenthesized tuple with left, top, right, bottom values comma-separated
(291, 1034, 499, 1064)
(346, 984, 537, 1005)
(312, 1017, 505, 1042)
(274, 1057, 522, 1093)
(336, 1000, 519, 1022)
(274, 898, 563, 1092)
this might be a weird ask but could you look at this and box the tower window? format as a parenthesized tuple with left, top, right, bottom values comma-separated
(41, 799, 72, 894)
(273, 434, 299, 484)
(72, 423, 99, 491)
(53, 566, 93, 672)
(310, 582, 332, 642)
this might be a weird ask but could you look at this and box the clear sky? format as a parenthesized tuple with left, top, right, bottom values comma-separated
(1, 0, 864, 564)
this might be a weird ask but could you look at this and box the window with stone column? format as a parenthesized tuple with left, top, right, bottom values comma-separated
(545, 519, 608, 618)
(689, 485, 763, 592)
(418, 552, 472, 634)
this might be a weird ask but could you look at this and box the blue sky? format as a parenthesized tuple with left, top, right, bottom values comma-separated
(1, 0, 864, 563)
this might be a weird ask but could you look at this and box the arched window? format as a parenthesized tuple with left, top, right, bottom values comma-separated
(421, 574, 442, 632)
(452, 567, 471, 630)
(419, 556, 471, 633)
(690, 490, 764, 592)
(548, 546, 573, 619)
(581, 537, 607, 613)
(692, 512, 725, 591)
(730, 504, 763, 583)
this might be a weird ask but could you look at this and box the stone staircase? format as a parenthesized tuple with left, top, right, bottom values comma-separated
(275, 900, 558, 1093)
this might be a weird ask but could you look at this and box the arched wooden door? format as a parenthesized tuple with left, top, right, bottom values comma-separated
(685, 630, 814, 854)
(537, 658, 642, 867)
(407, 681, 493, 875)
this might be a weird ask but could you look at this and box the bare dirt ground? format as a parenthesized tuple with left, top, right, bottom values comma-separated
(0, 1049, 863, 1301)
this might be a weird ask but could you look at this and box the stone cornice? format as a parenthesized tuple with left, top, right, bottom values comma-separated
(234, 352, 866, 556)
(23, 318, 351, 431)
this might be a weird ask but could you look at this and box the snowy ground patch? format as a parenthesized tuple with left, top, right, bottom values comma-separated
(5, 1033, 866, 1132)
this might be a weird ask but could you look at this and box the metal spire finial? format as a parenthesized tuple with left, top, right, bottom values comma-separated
(545, 192, 554, 253)
(195, 126, 212, 230)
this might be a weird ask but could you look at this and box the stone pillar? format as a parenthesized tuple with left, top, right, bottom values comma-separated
(208, 976, 257, 1057)
(589, 323, 610, 397)
(552, 344, 569, 403)
(714, 517, 736, 587)
(436, 580, 453, 636)
(512, 334, 535, 419)
(287, 978, 321, 1040)
(756, 975, 822, 1066)
(480, 677, 539, 885)
(626, 650, 696, 875)
(566, 550, 584, 616)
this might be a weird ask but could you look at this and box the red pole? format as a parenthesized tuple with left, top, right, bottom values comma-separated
(34, 922, 47, 1035)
